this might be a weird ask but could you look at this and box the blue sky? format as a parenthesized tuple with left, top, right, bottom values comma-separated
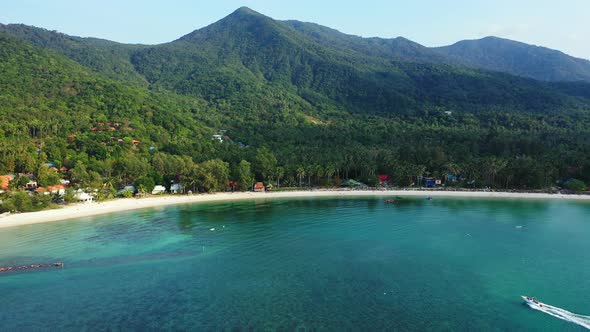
(1, 0, 588, 59)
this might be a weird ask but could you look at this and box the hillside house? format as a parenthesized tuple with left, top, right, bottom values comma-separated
(35, 185, 66, 196)
(25, 181, 38, 190)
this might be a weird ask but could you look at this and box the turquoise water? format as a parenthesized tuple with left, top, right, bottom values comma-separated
(1, 197, 589, 331)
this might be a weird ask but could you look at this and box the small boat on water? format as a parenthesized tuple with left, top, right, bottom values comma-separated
(522, 295, 542, 307)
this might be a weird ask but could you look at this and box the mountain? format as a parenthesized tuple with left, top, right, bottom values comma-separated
(435, 36, 590, 82)
(125, 7, 590, 116)
(281, 20, 448, 64)
(0, 7, 590, 192)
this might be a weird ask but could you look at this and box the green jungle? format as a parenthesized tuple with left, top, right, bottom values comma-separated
(1, 7, 590, 212)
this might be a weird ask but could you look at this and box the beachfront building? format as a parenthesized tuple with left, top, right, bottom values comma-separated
(171, 184, 184, 194)
(152, 185, 166, 195)
(75, 190, 94, 203)
(253, 182, 265, 192)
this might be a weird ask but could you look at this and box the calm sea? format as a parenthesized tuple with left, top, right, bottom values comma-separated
(1, 197, 589, 331)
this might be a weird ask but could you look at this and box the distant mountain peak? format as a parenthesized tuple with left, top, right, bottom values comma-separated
(178, 6, 281, 42)
(234, 6, 259, 14)
(224, 6, 267, 20)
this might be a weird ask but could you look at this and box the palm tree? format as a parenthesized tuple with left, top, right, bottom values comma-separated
(275, 167, 285, 188)
(314, 164, 324, 184)
(325, 164, 336, 184)
(296, 166, 306, 187)
(485, 157, 508, 188)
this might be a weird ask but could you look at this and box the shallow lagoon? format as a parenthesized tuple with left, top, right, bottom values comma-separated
(1, 197, 589, 331)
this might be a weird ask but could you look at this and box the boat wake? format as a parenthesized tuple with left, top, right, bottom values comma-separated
(525, 299, 590, 330)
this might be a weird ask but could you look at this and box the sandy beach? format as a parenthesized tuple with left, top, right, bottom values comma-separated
(0, 189, 589, 229)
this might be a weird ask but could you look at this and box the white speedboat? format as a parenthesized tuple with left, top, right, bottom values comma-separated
(522, 295, 542, 307)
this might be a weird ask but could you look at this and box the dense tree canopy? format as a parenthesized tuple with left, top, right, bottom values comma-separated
(1, 7, 590, 215)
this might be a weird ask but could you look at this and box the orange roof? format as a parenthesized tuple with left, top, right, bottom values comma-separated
(50, 167, 59, 172)
(48, 185, 66, 191)
(60, 166, 69, 171)
(0, 175, 12, 191)
(132, 139, 140, 144)
(254, 182, 265, 189)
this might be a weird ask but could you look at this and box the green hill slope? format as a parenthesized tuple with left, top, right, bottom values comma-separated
(435, 36, 590, 82)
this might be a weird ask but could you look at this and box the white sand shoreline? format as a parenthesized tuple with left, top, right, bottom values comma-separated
(1, 190, 589, 229)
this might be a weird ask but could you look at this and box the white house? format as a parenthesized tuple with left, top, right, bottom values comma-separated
(212, 134, 223, 142)
(75, 190, 94, 203)
(152, 185, 166, 195)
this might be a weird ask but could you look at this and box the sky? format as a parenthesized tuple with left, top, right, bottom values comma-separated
(1, 0, 589, 59)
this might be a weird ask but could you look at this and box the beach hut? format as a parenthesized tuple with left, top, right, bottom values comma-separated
(253, 182, 265, 192)
(170, 183, 184, 194)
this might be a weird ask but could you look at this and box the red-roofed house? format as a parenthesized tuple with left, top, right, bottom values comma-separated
(253, 182, 265, 192)
(36, 185, 66, 195)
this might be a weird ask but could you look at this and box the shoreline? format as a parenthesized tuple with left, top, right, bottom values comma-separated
(1, 189, 589, 229)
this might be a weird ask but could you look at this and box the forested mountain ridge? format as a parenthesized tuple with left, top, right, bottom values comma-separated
(435, 36, 590, 83)
(0, 23, 148, 85)
(4, 8, 590, 85)
(126, 7, 590, 116)
(1, 7, 590, 205)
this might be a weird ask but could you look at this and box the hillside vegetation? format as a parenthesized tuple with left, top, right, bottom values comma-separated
(0, 7, 589, 208)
